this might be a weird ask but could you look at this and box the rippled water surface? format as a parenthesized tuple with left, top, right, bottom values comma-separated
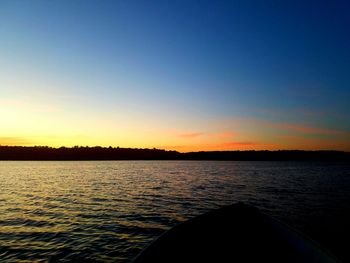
(0, 161, 349, 262)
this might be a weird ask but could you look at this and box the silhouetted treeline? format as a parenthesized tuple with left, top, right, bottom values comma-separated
(183, 150, 350, 161)
(0, 146, 349, 161)
(0, 146, 180, 160)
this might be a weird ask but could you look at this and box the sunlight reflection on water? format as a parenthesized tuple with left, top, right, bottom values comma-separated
(0, 161, 349, 262)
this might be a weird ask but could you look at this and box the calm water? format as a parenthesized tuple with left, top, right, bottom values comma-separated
(0, 161, 349, 262)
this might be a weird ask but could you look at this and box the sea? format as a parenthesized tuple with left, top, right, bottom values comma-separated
(0, 161, 349, 262)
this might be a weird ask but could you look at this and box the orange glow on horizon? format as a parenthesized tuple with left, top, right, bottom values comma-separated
(1, 133, 349, 153)
(1, 100, 349, 152)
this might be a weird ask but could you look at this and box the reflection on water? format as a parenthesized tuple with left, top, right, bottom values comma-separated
(0, 161, 349, 262)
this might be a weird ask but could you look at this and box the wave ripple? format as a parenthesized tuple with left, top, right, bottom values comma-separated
(0, 161, 349, 262)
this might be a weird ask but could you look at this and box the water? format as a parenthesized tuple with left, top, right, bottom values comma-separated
(0, 161, 349, 262)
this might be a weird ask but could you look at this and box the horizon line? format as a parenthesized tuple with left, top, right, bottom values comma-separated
(0, 145, 349, 154)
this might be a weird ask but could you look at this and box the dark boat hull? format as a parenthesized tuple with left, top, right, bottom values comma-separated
(133, 203, 339, 262)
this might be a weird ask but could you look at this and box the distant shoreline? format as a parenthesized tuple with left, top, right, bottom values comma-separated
(0, 146, 349, 161)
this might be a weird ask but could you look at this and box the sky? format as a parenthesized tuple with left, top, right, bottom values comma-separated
(1, 0, 350, 152)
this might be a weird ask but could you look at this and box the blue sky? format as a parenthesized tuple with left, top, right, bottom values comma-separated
(1, 0, 349, 151)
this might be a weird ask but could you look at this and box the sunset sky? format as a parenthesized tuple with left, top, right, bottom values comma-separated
(1, 1, 350, 152)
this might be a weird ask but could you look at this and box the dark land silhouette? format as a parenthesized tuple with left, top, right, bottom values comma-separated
(0, 146, 349, 161)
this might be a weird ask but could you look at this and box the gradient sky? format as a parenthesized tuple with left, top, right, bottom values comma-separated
(1, 0, 350, 151)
